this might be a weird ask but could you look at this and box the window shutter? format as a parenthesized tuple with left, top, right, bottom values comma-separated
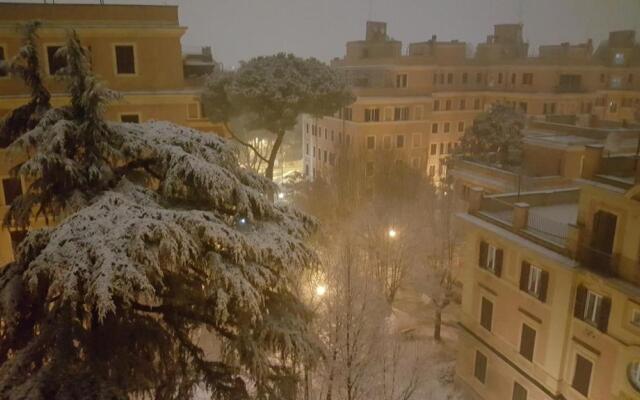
(539, 270, 549, 303)
(479, 241, 488, 268)
(574, 285, 587, 320)
(519, 261, 530, 292)
(598, 297, 612, 333)
(495, 249, 503, 277)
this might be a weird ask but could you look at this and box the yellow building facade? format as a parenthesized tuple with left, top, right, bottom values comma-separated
(305, 21, 640, 183)
(456, 156, 640, 399)
(0, 3, 222, 266)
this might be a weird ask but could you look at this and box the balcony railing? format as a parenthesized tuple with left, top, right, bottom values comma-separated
(577, 245, 620, 278)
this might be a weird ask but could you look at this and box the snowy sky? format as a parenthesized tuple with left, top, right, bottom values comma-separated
(4, 0, 640, 67)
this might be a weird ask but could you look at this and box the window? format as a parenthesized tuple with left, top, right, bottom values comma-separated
(364, 108, 380, 122)
(632, 309, 640, 328)
(445, 100, 451, 111)
(305, 143, 309, 155)
(446, 142, 452, 154)
(572, 354, 593, 397)
(614, 52, 625, 65)
(428, 165, 435, 176)
(0, 46, 6, 77)
(366, 162, 374, 177)
(629, 74, 634, 84)
(623, 98, 633, 108)
(396, 73, 408, 88)
(474, 351, 487, 383)
(460, 99, 466, 110)
(462, 72, 468, 84)
(519, 262, 548, 302)
(519, 102, 528, 113)
(432, 72, 438, 84)
(512, 382, 527, 400)
(2, 178, 22, 205)
(609, 100, 618, 113)
(439, 143, 444, 154)
(396, 135, 405, 148)
(366, 136, 376, 150)
(115, 45, 136, 75)
(331, 130, 334, 141)
(433, 100, 440, 111)
(519, 324, 536, 361)
(432, 123, 438, 134)
(584, 291, 603, 325)
(458, 121, 465, 132)
(574, 285, 611, 332)
(479, 241, 502, 276)
(498, 73, 503, 84)
(430, 144, 437, 155)
(600, 73, 606, 83)
(628, 361, 640, 392)
(511, 73, 516, 84)
(543, 103, 556, 115)
(9, 230, 27, 255)
(411, 158, 419, 168)
(474, 98, 481, 110)
(522, 73, 533, 85)
(439, 73, 444, 84)
(447, 73, 453, 84)
(476, 72, 483, 84)
(444, 122, 450, 133)
(120, 114, 140, 123)
(187, 103, 202, 120)
(46, 45, 65, 75)
(323, 150, 327, 163)
(343, 107, 353, 121)
(480, 297, 493, 331)
(394, 107, 410, 121)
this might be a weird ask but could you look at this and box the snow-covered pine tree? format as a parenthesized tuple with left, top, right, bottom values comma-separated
(202, 54, 354, 181)
(0, 30, 320, 400)
(0, 21, 51, 148)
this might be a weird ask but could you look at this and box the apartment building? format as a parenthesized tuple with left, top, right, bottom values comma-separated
(303, 21, 640, 182)
(455, 150, 640, 399)
(0, 2, 222, 266)
(451, 119, 640, 196)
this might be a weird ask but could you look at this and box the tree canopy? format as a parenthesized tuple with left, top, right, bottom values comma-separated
(202, 53, 353, 180)
(458, 104, 525, 166)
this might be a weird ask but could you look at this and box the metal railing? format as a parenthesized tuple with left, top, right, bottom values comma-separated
(527, 210, 569, 245)
(577, 245, 620, 278)
(478, 196, 514, 225)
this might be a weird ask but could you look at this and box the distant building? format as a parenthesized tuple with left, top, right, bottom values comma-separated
(303, 22, 640, 183)
(0, 2, 223, 266)
(451, 119, 640, 196)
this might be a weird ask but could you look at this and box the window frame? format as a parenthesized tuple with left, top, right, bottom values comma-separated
(395, 73, 408, 88)
(119, 113, 141, 123)
(44, 43, 66, 76)
(519, 323, 536, 362)
(474, 350, 488, 384)
(0, 44, 8, 79)
(527, 265, 542, 296)
(631, 309, 640, 328)
(571, 352, 594, 397)
(113, 43, 138, 76)
(366, 135, 376, 150)
(512, 381, 527, 400)
(584, 290, 603, 326)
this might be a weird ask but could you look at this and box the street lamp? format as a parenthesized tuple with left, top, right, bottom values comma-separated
(315, 284, 327, 297)
(278, 192, 285, 200)
(387, 228, 397, 239)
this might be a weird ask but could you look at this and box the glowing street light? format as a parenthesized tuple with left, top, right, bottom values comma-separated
(277, 192, 285, 200)
(387, 228, 397, 239)
(315, 284, 327, 297)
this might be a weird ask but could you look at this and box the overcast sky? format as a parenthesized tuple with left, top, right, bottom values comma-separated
(5, 0, 640, 67)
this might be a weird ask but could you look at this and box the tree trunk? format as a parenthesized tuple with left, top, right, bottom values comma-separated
(265, 130, 285, 181)
(434, 308, 442, 342)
